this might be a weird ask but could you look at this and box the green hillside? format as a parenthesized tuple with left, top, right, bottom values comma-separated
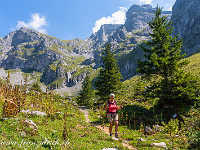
(183, 51, 200, 76)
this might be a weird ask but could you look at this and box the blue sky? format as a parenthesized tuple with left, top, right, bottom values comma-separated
(0, 0, 176, 40)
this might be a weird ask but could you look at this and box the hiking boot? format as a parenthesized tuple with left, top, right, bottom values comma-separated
(110, 133, 112, 136)
(115, 133, 118, 138)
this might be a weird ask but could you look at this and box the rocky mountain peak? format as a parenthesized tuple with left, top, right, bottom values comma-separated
(99, 24, 123, 35)
(3, 27, 41, 47)
(125, 4, 172, 32)
(89, 24, 122, 46)
(126, 4, 153, 14)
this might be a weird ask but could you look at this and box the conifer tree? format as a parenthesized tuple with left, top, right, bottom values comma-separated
(137, 6, 200, 115)
(95, 43, 123, 103)
(137, 6, 187, 80)
(77, 74, 95, 107)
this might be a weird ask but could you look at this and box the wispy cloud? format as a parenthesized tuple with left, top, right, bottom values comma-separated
(92, 7, 127, 33)
(139, 0, 153, 4)
(16, 13, 48, 34)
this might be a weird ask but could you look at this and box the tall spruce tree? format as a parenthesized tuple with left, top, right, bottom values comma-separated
(77, 74, 95, 107)
(137, 6, 187, 80)
(137, 6, 200, 115)
(95, 43, 123, 103)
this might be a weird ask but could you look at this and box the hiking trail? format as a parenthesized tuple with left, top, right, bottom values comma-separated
(78, 106, 137, 150)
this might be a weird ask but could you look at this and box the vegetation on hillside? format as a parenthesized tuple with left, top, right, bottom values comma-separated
(0, 73, 125, 150)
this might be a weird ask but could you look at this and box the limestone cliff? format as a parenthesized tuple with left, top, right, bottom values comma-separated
(172, 0, 200, 55)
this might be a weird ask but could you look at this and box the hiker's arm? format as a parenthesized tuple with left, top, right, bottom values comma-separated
(105, 102, 108, 110)
(117, 105, 123, 110)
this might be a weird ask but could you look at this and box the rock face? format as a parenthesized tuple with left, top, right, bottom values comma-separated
(90, 4, 172, 52)
(89, 4, 171, 79)
(125, 4, 155, 32)
(90, 24, 122, 46)
(125, 4, 171, 32)
(0, 27, 94, 91)
(172, 0, 200, 55)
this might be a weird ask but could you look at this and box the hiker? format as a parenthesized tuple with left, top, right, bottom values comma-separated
(105, 93, 123, 138)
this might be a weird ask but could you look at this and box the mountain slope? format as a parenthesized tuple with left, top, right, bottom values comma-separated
(0, 27, 95, 94)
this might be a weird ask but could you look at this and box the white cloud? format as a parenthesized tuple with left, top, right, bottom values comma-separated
(92, 7, 127, 33)
(139, 0, 152, 4)
(16, 13, 48, 34)
(165, 3, 173, 11)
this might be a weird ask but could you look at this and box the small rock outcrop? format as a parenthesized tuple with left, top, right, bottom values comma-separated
(90, 24, 122, 46)
(21, 109, 47, 116)
(152, 142, 167, 148)
(23, 119, 38, 130)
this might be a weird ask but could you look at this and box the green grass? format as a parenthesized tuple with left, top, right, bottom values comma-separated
(183, 52, 200, 77)
(0, 92, 127, 150)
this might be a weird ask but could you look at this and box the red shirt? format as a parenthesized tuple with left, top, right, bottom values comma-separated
(107, 100, 117, 114)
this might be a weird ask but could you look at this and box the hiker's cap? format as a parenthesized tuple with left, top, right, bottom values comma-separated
(110, 93, 115, 97)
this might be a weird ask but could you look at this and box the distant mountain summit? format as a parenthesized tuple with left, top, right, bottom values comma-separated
(89, 4, 172, 51)
(87, 4, 172, 79)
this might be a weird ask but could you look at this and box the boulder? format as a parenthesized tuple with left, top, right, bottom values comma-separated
(137, 138, 146, 141)
(20, 131, 27, 137)
(154, 125, 163, 132)
(21, 109, 47, 116)
(152, 142, 167, 147)
(23, 119, 38, 130)
(144, 126, 155, 135)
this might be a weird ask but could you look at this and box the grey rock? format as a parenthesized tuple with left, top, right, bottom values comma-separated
(144, 126, 155, 135)
(23, 119, 38, 130)
(172, 113, 177, 119)
(154, 125, 163, 132)
(152, 142, 167, 147)
(137, 138, 146, 141)
(20, 131, 27, 137)
(172, 0, 200, 55)
(2, 118, 19, 120)
(111, 137, 119, 141)
(21, 109, 47, 116)
(90, 24, 122, 46)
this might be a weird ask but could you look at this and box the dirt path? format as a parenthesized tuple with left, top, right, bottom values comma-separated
(78, 106, 90, 123)
(78, 106, 137, 150)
